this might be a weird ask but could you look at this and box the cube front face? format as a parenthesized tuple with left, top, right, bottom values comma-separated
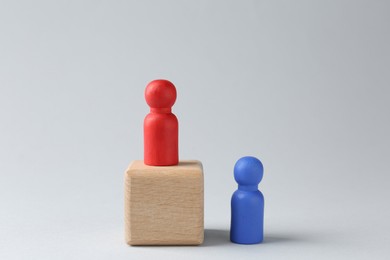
(124, 160, 204, 245)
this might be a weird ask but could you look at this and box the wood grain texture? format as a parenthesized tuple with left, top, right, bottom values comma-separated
(124, 160, 204, 245)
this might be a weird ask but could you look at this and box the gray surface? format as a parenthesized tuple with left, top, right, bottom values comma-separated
(1, 0, 389, 259)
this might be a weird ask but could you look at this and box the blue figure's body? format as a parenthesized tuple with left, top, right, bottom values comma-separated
(230, 156, 264, 244)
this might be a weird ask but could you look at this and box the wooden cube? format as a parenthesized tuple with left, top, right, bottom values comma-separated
(124, 160, 204, 245)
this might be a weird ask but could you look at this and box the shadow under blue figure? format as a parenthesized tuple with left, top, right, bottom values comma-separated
(230, 156, 264, 244)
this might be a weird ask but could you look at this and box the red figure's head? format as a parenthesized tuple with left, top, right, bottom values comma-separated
(145, 79, 177, 109)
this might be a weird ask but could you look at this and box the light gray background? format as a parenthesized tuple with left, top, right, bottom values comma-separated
(1, 0, 389, 259)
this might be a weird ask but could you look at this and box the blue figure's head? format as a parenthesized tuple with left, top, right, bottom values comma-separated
(234, 156, 264, 187)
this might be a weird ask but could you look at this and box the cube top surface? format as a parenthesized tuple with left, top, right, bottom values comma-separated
(124, 160, 204, 245)
(126, 160, 203, 176)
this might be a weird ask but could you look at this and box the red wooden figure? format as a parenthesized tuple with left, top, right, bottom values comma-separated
(144, 79, 179, 166)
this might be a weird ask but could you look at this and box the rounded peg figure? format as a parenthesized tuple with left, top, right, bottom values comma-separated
(144, 79, 179, 166)
(230, 156, 264, 244)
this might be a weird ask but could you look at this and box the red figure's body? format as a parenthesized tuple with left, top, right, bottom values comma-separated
(144, 80, 178, 166)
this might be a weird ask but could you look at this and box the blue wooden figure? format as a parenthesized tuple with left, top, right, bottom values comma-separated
(230, 156, 264, 244)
